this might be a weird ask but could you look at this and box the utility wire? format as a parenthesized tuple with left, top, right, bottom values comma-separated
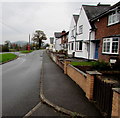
(0, 20, 24, 33)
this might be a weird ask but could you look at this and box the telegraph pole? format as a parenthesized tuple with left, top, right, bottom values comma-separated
(28, 34, 30, 51)
(29, 34, 30, 44)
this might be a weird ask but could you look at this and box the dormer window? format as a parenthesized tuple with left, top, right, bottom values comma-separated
(108, 9, 120, 26)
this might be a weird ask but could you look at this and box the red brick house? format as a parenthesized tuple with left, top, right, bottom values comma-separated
(60, 30, 69, 51)
(91, 2, 120, 63)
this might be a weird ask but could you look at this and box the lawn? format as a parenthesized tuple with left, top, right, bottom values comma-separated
(71, 61, 111, 71)
(20, 50, 33, 53)
(0, 53, 17, 63)
(70, 61, 96, 66)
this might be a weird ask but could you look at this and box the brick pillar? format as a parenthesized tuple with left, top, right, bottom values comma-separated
(64, 59, 71, 74)
(112, 88, 120, 117)
(86, 71, 101, 100)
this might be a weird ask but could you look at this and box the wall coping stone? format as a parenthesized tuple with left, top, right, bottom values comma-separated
(64, 59, 72, 61)
(58, 58, 64, 61)
(112, 88, 120, 94)
(68, 64, 87, 77)
(86, 71, 102, 75)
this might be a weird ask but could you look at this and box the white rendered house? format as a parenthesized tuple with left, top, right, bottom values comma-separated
(68, 14, 79, 57)
(74, 4, 110, 59)
(54, 32, 62, 52)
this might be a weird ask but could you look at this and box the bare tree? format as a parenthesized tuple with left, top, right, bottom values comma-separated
(32, 30, 47, 49)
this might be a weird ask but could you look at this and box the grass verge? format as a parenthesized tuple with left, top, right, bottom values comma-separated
(20, 50, 33, 53)
(0, 53, 17, 63)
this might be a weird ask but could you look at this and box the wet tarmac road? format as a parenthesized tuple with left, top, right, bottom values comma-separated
(2, 50, 43, 117)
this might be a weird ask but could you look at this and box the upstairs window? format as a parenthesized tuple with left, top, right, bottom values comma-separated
(102, 37, 119, 54)
(71, 29, 75, 37)
(108, 10, 120, 25)
(78, 25, 83, 34)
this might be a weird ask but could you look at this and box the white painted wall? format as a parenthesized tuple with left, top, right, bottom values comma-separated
(68, 15, 76, 55)
(55, 38, 62, 51)
(90, 31, 96, 59)
(75, 6, 96, 59)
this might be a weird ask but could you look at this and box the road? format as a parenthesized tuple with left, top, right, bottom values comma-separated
(2, 50, 43, 117)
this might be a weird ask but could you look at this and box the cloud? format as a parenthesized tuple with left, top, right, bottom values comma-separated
(1, 0, 119, 44)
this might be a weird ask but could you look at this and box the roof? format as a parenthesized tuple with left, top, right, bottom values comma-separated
(91, 1, 120, 21)
(83, 4, 111, 20)
(60, 31, 69, 38)
(73, 14, 79, 24)
(54, 32, 62, 38)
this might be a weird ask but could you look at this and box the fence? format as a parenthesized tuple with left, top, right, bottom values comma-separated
(93, 77, 113, 118)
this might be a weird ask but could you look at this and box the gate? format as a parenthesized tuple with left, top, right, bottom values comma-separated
(93, 77, 113, 118)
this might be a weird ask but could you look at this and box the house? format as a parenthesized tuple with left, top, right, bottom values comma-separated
(68, 14, 79, 57)
(54, 32, 62, 52)
(54, 30, 68, 52)
(74, 3, 111, 60)
(59, 31, 69, 51)
(49, 37, 54, 51)
(91, 1, 120, 63)
(68, 4, 111, 59)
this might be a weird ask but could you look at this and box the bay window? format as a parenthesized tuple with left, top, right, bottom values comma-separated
(102, 37, 119, 54)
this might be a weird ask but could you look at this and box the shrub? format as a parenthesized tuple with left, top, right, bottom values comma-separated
(92, 61, 111, 70)
(112, 59, 120, 70)
(2, 45, 9, 52)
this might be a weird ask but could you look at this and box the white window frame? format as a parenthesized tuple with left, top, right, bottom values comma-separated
(71, 29, 75, 37)
(79, 25, 83, 34)
(76, 41, 83, 51)
(108, 10, 120, 26)
(102, 37, 119, 54)
(71, 42, 74, 50)
(68, 42, 74, 51)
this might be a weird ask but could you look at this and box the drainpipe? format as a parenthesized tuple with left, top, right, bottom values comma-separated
(74, 25, 77, 57)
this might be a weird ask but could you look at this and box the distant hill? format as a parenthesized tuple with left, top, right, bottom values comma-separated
(12, 41, 28, 46)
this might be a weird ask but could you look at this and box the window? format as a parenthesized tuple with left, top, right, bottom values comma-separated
(79, 25, 83, 34)
(69, 43, 70, 50)
(71, 29, 75, 37)
(71, 42, 74, 50)
(102, 37, 119, 54)
(68, 42, 74, 50)
(108, 10, 120, 25)
(76, 41, 82, 51)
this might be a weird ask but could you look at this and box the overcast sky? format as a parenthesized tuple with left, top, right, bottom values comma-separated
(0, 0, 119, 44)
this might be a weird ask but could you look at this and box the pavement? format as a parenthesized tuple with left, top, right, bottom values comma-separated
(31, 51, 103, 118)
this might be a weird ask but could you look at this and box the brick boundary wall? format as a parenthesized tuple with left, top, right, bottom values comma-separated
(66, 64, 87, 94)
(65, 63, 101, 100)
(49, 53, 120, 116)
(112, 88, 120, 117)
(50, 52, 57, 63)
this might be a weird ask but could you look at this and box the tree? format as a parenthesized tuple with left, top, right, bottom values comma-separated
(5, 40, 11, 48)
(32, 30, 47, 49)
(2, 40, 11, 52)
